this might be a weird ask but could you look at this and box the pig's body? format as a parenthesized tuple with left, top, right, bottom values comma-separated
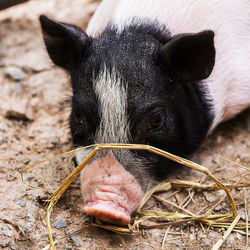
(88, 0, 250, 130)
(40, 0, 250, 225)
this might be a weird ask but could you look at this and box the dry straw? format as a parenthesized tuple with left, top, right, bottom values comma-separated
(21, 143, 250, 250)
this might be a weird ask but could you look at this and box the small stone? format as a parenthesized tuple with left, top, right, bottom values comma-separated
(10, 242, 17, 250)
(26, 213, 35, 222)
(14, 82, 25, 96)
(70, 233, 80, 240)
(30, 89, 38, 97)
(18, 155, 30, 165)
(189, 234, 196, 241)
(50, 137, 59, 146)
(204, 192, 217, 202)
(204, 190, 224, 203)
(54, 220, 68, 229)
(214, 205, 222, 211)
(23, 223, 31, 235)
(17, 199, 27, 207)
(0, 122, 7, 132)
(236, 233, 242, 240)
(226, 235, 235, 247)
(208, 231, 219, 239)
(27, 189, 45, 198)
(5, 66, 26, 81)
(203, 238, 211, 246)
(1, 224, 11, 237)
(70, 233, 82, 247)
(238, 209, 246, 220)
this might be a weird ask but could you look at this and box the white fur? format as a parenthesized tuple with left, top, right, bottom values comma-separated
(88, 0, 250, 131)
(94, 66, 130, 143)
(75, 66, 129, 163)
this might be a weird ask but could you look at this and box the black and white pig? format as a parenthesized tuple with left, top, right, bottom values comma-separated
(40, 0, 250, 225)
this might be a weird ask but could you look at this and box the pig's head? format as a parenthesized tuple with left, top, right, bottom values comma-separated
(40, 15, 215, 225)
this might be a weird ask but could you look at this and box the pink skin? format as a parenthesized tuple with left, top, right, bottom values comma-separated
(80, 152, 144, 225)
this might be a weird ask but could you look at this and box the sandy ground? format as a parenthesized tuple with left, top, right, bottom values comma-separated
(0, 1, 249, 249)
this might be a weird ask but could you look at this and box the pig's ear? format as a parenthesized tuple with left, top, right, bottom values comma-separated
(39, 15, 90, 71)
(160, 30, 215, 82)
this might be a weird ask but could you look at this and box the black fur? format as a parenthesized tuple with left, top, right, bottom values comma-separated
(40, 16, 215, 181)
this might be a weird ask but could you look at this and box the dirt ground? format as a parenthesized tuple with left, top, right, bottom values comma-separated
(0, 1, 249, 249)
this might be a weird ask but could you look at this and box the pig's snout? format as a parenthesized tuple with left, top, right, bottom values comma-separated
(81, 152, 144, 225)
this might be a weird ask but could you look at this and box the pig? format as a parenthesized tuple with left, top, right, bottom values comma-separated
(39, 0, 250, 225)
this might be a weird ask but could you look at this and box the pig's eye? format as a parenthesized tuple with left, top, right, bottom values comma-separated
(149, 110, 166, 131)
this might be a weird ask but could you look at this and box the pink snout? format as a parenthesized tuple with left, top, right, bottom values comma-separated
(80, 152, 144, 225)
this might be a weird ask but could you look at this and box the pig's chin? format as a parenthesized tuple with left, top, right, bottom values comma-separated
(80, 152, 144, 226)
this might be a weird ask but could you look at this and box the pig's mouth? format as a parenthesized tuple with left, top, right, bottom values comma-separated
(83, 185, 139, 225)
(84, 199, 131, 225)
(84, 186, 132, 225)
(80, 152, 144, 226)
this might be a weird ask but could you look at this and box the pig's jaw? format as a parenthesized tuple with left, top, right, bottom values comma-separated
(80, 152, 144, 226)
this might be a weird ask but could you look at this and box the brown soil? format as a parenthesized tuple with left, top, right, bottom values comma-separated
(0, 1, 249, 249)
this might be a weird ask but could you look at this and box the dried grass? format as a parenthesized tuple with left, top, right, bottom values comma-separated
(21, 143, 250, 250)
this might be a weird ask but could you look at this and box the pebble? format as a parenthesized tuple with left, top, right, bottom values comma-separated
(203, 238, 211, 246)
(5, 66, 26, 81)
(238, 209, 246, 220)
(17, 199, 27, 207)
(0, 122, 7, 132)
(1, 224, 11, 237)
(214, 205, 223, 211)
(30, 97, 40, 107)
(226, 235, 235, 247)
(27, 189, 45, 198)
(204, 190, 224, 203)
(30, 89, 38, 97)
(10, 242, 17, 250)
(18, 155, 30, 165)
(203, 192, 217, 202)
(50, 137, 59, 146)
(208, 231, 219, 239)
(26, 213, 35, 222)
(70, 233, 82, 247)
(70, 233, 80, 240)
(189, 234, 196, 241)
(14, 82, 25, 96)
(236, 233, 242, 240)
(23, 223, 31, 235)
(54, 220, 68, 229)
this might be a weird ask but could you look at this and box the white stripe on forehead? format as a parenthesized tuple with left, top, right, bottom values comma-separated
(94, 65, 130, 143)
